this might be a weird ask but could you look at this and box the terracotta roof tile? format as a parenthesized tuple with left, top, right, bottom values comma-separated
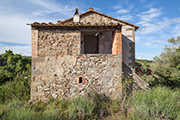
(28, 22, 121, 27)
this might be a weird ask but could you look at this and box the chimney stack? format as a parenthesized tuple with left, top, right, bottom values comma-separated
(73, 8, 80, 23)
(88, 7, 94, 11)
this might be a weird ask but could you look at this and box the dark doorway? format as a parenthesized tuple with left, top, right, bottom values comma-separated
(84, 35, 99, 54)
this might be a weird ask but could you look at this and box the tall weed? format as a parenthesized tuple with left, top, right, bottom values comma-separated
(127, 86, 180, 119)
(68, 94, 97, 119)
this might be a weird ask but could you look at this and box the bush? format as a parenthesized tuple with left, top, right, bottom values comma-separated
(0, 70, 31, 104)
(150, 36, 180, 87)
(135, 62, 152, 76)
(68, 95, 96, 119)
(127, 86, 180, 119)
(0, 100, 63, 120)
(0, 50, 31, 85)
(0, 99, 68, 120)
(0, 92, 109, 120)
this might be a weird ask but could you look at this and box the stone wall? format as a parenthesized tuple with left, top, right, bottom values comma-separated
(63, 12, 136, 68)
(122, 26, 135, 68)
(38, 30, 81, 56)
(65, 12, 120, 25)
(132, 70, 149, 90)
(31, 54, 122, 101)
(122, 62, 132, 77)
(122, 62, 149, 91)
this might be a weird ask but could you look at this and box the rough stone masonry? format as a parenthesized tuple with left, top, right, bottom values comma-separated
(29, 8, 141, 101)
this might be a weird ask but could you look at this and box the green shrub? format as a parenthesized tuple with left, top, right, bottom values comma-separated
(0, 70, 31, 104)
(0, 100, 67, 120)
(150, 36, 180, 87)
(0, 50, 31, 85)
(0, 104, 62, 120)
(68, 95, 97, 119)
(127, 86, 180, 119)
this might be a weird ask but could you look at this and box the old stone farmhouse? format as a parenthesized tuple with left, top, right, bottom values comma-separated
(28, 8, 148, 101)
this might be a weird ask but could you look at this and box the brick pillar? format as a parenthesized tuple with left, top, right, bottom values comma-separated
(31, 28, 38, 57)
(112, 30, 122, 54)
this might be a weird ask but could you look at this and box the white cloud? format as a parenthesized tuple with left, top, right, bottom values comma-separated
(137, 8, 162, 22)
(135, 36, 141, 43)
(135, 53, 155, 60)
(137, 17, 180, 35)
(150, 40, 163, 43)
(136, 21, 153, 27)
(142, 8, 160, 14)
(137, 56, 147, 60)
(137, 56, 141, 59)
(116, 9, 129, 14)
(112, 2, 134, 18)
(171, 20, 180, 36)
(0, 44, 31, 56)
(0, 13, 31, 44)
(139, 0, 146, 3)
(136, 8, 162, 27)
(32, 10, 53, 16)
(135, 17, 180, 60)
(145, 3, 154, 8)
(113, 5, 121, 10)
(29, 0, 74, 17)
(143, 42, 157, 48)
(117, 14, 133, 20)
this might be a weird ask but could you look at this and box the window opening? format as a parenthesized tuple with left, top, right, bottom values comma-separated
(79, 77, 82, 83)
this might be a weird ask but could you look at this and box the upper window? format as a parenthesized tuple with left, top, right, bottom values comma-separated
(81, 31, 113, 54)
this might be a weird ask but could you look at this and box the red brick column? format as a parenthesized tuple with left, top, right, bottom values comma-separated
(112, 30, 122, 54)
(31, 28, 38, 57)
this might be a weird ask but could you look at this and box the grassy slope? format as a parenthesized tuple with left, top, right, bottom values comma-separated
(0, 86, 180, 120)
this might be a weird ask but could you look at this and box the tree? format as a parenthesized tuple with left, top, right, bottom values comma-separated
(0, 50, 31, 85)
(150, 36, 180, 87)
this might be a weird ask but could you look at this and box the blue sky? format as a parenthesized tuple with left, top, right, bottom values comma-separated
(0, 0, 180, 60)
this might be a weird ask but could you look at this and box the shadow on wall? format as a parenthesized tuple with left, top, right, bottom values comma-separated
(122, 35, 135, 68)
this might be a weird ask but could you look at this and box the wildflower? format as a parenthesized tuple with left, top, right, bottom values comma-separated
(140, 73, 142, 75)
(130, 74, 132, 76)
(138, 68, 141, 71)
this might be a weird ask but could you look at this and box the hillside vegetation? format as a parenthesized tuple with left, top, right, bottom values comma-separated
(136, 36, 180, 88)
(0, 36, 180, 119)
